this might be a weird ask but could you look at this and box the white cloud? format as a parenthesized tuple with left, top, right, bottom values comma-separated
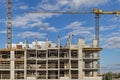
(30, 21, 57, 32)
(17, 31, 46, 39)
(65, 21, 92, 30)
(101, 63, 120, 73)
(100, 16, 120, 48)
(101, 28, 120, 48)
(63, 21, 94, 39)
(118, 0, 120, 2)
(63, 30, 93, 39)
(103, 37, 120, 48)
(111, 30, 120, 36)
(58, 0, 69, 5)
(65, 21, 83, 30)
(19, 5, 28, 10)
(13, 14, 58, 32)
(38, 0, 108, 11)
(0, 19, 6, 23)
(0, 30, 6, 34)
(109, 17, 120, 22)
(100, 25, 116, 31)
(38, 1, 60, 11)
(0, 0, 5, 6)
(72, 0, 108, 7)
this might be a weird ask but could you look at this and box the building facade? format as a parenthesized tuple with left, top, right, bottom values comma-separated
(0, 38, 102, 80)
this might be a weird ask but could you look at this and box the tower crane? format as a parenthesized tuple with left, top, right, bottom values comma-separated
(6, 0, 12, 48)
(27, 8, 120, 47)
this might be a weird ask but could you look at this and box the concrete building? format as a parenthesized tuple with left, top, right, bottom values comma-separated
(0, 38, 102, 80)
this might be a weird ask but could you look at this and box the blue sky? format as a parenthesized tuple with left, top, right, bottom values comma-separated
(0, 0, 120, 73)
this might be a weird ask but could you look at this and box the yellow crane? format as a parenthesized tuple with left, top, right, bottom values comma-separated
(5, 0, 120, 48)
(27, 8, 120, 47)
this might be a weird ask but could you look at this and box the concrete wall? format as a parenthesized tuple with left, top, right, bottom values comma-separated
(84, 77, 102, 80)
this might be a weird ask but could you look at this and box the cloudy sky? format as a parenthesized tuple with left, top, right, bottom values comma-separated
(0, 0, 120, 73)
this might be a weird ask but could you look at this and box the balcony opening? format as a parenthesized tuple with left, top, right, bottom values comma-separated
(15, 71, 24, 79)
(27, 60, 36, 69)
(15, 61, 24, 69)
(37, 61, 46, 69)
(0, 51, 10, 59)
(60, 60, 69, 69)
(71, 70, 78, 79)
(0, 71, 10, 79)
(37, 50, 46, 59)
(37, 71, 46, 79)
(48, 49, 58, 58)
(48, 71, 58, 79)
(85, 71, 94, 77)
(59, 49, 69, 58)
(71, 60, 78, 68)
(48, 60, 58, 68)
(27, 70, 36, 77)
(71, 50, 78, 58)
(15, 51, 24, 59)
(27, 50, 36, 59)
(0, 61, 10, 69)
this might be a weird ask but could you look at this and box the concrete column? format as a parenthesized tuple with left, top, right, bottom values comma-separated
(94, 52, 98, 58)
(93, 61, 98, 77)
(78, 39, 84, 48)
(46, 49, 48, 80)
(69, 49, 71, 80)
(93, 71, 98, 77)
(35, 49, 37, 80)
(83, 71, 85, 78)
(46, 38, 49, 49)
(10, 51, 14, 80)
(24, 50, 27, 80)
(78, 50, 83, 80)
(93, 61, 97, 68)
(78, 39, 84, 80)
(92, 39, 98, 48)
(58, 36, 60, 48)
(58, 49, 60, 79)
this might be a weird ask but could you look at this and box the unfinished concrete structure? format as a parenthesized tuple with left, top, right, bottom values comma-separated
(0, 38, 102, 80)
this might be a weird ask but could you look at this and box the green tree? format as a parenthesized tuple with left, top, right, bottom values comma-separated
(102, 72, 112, 80)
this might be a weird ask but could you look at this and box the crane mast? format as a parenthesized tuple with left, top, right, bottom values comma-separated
(6, 0, 12, 48)
(93, 14, 99, 47)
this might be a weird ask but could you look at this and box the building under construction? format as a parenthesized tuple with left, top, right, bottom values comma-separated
(3, 0, 118, 80)
(0, 38, 102, 80)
